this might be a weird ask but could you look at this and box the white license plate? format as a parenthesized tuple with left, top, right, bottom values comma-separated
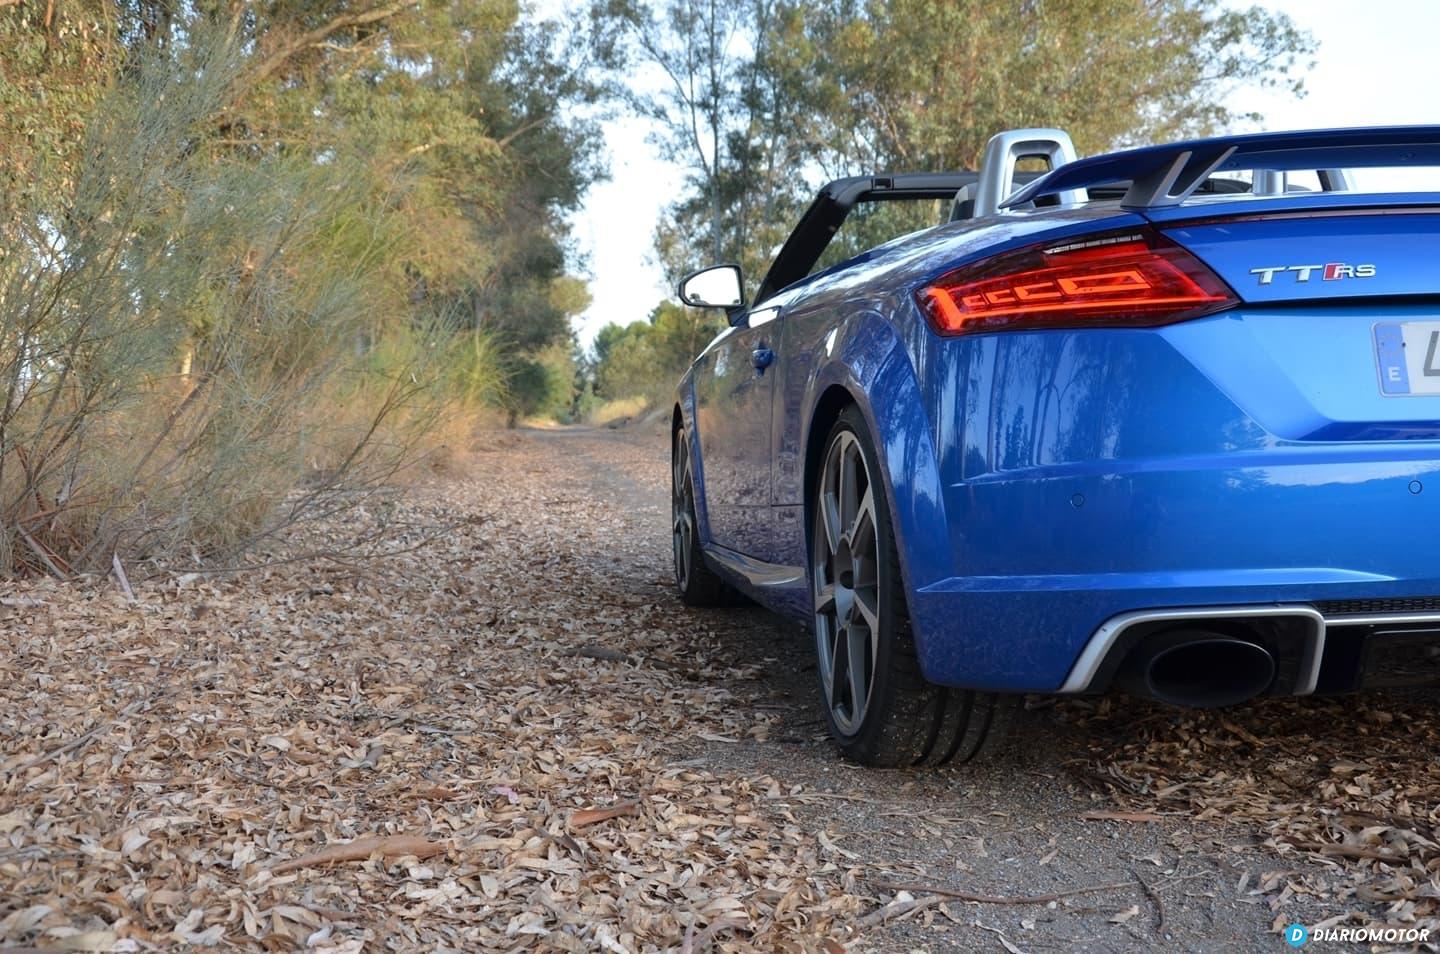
(1375, 321, 1440, 395)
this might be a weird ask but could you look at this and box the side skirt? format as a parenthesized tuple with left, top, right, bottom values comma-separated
(701, 544, 811, 619)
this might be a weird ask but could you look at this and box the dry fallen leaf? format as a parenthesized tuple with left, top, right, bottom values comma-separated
(568, 800, 641, 830)
(53, 930, 118, 952)
(1109, 905, 1141, 924)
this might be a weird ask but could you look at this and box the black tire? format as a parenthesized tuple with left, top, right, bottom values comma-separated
(672, 429, 726, 606)
(810, 407, 1016, 767)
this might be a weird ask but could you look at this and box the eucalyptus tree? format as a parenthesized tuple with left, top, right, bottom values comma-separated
(624, 0, 1315, 286)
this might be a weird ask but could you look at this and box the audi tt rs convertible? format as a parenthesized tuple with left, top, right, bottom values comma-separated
(668, 126, 1440, 767)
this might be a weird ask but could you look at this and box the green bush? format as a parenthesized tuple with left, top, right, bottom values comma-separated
(589, 301, 724, 412)
(0, 37, 461, 577)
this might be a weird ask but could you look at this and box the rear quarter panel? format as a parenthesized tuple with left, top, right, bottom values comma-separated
(773, 295, 954, 653)
(765, 207, 1146, 642)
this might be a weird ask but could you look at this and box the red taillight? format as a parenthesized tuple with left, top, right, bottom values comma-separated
(917, 229, 1237, 335)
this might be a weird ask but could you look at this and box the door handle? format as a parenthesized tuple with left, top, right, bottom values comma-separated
(751, 347, 775, 373)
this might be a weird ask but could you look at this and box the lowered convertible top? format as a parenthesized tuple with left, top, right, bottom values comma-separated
(757, 125, 1440, 302)
(1004, 125, 1440, 210)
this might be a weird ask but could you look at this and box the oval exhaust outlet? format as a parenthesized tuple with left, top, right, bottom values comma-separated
(1124, 631, 1276, 708)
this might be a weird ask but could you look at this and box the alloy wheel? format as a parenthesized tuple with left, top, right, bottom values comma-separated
(672, 436, 696, 589)
(812, 430, 881, 736)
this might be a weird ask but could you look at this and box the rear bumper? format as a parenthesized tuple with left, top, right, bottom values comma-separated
(910, 573, 1440, 693)
(908, 454, 1440, 694)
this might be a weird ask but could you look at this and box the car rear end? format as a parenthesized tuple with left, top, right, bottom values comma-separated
(903, 131, 1440, 706)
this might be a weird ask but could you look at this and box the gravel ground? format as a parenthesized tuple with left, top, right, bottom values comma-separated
(3, 423, 1436, 952)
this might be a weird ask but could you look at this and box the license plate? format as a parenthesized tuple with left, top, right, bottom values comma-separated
(1375, 321, 1440, 395)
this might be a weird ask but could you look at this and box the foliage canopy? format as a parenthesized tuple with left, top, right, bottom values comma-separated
(619, 0, 1315, 289)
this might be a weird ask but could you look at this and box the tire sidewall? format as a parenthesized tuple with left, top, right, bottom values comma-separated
(673, 428, 724, 605)
(673, 431, 696, 594)
(812, 408, 911, 756)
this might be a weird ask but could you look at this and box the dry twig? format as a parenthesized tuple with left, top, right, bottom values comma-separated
(875, 879, 1136, 906)
(112, 552, 136, 603)
(1133, 868, 1167, 934)
(855, 895, 942, 929)
(1078, 810, 1166, 823)
(268, 835, 446, 874)
(1286, 841, 1405, 863)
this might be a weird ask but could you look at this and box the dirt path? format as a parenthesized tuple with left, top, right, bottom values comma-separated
(3, 423, 1435, 951)
(517, 424, 1343, 953)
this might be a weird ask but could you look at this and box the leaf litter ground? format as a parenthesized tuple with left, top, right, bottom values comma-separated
(3, 424, 1437, 952)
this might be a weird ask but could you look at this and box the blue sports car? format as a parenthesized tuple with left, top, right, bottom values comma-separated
(669, 126, 1440, 766)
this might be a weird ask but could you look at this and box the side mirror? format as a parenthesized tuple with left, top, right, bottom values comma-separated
(678, 264, 745, 310)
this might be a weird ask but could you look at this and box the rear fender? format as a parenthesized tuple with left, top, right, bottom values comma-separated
(803, 312, 953, 673)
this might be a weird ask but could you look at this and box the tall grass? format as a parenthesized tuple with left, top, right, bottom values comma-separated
(0, 36, 500, 577)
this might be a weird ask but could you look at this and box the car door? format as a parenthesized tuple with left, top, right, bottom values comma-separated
(693, 304, 782, 556)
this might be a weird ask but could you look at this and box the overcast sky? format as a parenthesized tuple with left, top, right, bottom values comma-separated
(565, 0, 1440, 347)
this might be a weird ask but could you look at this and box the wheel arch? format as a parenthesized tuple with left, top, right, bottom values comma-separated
(802, 384, 859, 535)
(672, 384, 714, 548)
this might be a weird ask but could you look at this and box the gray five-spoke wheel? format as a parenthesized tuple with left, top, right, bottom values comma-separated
(813, 430, 881, 736)
(673, 437, 697, 590)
